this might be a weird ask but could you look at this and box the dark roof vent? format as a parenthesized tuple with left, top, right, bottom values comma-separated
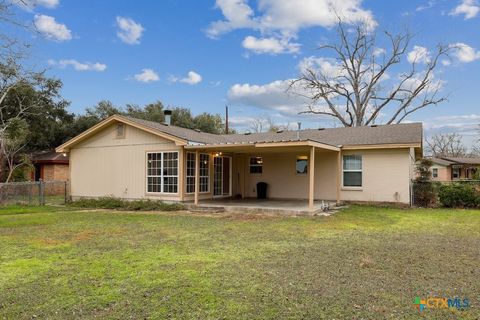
(276, 130, 284, 133)
(318, 127, 325, 130)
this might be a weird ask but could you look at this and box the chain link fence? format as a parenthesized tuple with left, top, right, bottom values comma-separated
(0, 180, 69, 206)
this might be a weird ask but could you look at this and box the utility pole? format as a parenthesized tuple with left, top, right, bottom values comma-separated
(225, 105, 229, 134)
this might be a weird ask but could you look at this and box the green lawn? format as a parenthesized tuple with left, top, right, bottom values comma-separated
(0, 205, 478, 319)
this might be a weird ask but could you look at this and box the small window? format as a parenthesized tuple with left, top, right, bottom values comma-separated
(432, 168, 438, 178)
(116, 123, 125, 139)
(343, 155, 362, 187)
(249, 157, 263, 174)
(296, 156, 308, 175)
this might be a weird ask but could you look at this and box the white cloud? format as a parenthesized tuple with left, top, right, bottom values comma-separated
(208, 0, 377, 37)
(48, 59, 106, 71)
(450, 0, 480, 19)
(181, 71, 202, 85)
(34, 14, 72, 41)
(206, 0, 376, 55)
(116, 16, 144, 45)
(298, 56, 343, 77)
(449, 42, 480, 62)
(206, 0, 258, 38)
(373, 47, 386, 57)
(400, 72, 445, 94)
(416, 0, 438, 12)
(407, 45, 431, 64)
(170, 71, 203, 85)
(36, 0, 59, 7)
(227, 80, 309, 116)
(441, 59, 452, 66)
(242, 35, 300, 54)
(133, 69, 159, 83)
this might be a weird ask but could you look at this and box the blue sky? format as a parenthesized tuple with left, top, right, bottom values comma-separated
(11, 0, 480, 145)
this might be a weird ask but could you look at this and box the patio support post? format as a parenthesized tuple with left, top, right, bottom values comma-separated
(309, 146, 315, 210)
(194, 150, 200, 205)
(336, 150, 341, 205)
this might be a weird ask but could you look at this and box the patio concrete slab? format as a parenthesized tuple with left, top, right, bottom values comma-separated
(185, 199, 338, 216)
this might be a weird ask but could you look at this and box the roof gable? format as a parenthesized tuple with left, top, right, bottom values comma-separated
(56, 115, 187, 152)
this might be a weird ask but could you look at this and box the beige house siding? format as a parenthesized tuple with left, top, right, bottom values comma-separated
(235, 148, 410, 204)
(340, 149, 411, 203)
(235, 150, 338, 200)
(70, 122, 182, 200)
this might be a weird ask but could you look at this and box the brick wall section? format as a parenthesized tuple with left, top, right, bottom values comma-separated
(53, 164, 69, 181)
(42, 165, 55, 181)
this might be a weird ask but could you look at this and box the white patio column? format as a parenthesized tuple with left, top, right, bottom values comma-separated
(309, 146, 315, 210)
(194, 150, 200, 205)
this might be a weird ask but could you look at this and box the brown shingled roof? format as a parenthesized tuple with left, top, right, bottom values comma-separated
(32, 151, 69, 163)
(126, 116, 422, 147)
(441, 157, 480, 165)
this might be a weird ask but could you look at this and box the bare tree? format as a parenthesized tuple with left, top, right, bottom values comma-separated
(290, 20, 449, 126)
(249, 115, 292, 133)
(249, 117, 267, 133)
(425, 133, 466, 157)
(0, 118, 30, 182)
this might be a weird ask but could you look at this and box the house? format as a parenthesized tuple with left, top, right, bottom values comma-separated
(430, 157, 480, 181)
(28, 151, 69, 182)
(56, 114, 423, 208)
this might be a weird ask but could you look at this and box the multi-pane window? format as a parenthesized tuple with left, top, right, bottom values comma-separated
(432, 168, 438, 178)
(343, 155, 362, 187)
(147, 152, 178, 193)
(186, 153, 209, 193)
(249, 157, 263, 174)
(296, 156, 308, 175)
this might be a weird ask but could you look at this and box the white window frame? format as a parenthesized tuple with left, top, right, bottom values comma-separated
(432, 168, 438, 178)
(249, 156, 263, 175)
(186, 152, 210, 194)
(146, 151, 179, 194)
(342, 154, 362, 188)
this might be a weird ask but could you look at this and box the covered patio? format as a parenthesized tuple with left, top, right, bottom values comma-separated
(185, 140, 343, 212)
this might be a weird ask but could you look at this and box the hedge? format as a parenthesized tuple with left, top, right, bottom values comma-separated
(438, 183, 480, 208)
(68, 197, 184, 211)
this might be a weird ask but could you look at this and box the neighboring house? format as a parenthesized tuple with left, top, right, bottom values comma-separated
(56, 115, 423, 207)
(429, 157, 480, 181)
(28, 151, 69, 181)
